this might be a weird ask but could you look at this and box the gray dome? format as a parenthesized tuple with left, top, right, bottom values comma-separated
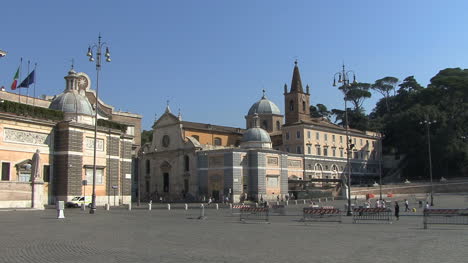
(241, 128, 271, 143)
(247, 96, 281, 115)
(49, 91, 94, 116)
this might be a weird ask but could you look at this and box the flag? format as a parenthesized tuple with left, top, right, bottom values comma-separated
(18, 70, 35, 88)
(11, 67, 19, 90)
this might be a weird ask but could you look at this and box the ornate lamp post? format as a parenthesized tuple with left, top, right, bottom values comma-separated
(86, 34, 111, 214)
(333, 64, 356, 216)
(419, 115, 436, 207)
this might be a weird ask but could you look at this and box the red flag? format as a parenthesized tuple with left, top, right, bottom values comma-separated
(11, 67, 19, 90)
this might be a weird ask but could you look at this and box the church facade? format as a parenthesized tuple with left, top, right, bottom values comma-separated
(140, 62, 381, 202)
(0, 68, 141, 208)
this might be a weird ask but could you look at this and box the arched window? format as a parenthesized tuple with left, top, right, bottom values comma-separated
(214, 137, 222, 146)
(145, 159, 150, 174)
(289, 100, 294, 111)
(262, 120, 268, 130)
(276, 121, 281, 131)
(184, 155, 190, 172)
(302, 101, 306, 112)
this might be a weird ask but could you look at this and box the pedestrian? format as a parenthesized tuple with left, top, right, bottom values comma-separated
(394, 201, 400, 220)
(277, 195, 280, 202)
(404, 199, 409, 212)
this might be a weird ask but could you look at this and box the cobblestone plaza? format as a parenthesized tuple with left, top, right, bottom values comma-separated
(1, 195, 467, 263)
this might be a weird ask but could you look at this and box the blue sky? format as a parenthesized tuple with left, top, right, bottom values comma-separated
(1, 0, 468, 130)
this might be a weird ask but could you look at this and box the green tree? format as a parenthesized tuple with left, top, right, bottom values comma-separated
(339, 82, 372, 111)
(141, 130, 153, 146)
(371, 76, 399, 112)
(310, 103, 331, 119)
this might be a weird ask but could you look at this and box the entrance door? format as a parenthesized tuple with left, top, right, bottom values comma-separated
(163, 173, 169, 193)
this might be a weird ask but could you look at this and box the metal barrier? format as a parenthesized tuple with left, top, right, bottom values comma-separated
(270, 204, 286, 215)
(423, 208, 468, 229)
(240, 207, 269, 223)
(301, 207, 342, 223)
(353, 208, 393, 224)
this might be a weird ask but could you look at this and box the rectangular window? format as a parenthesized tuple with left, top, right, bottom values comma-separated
(324, 134, 328, 141)
(316, 146, 321, 156)
(286, 147, 290, 153)
(1, 162, 10, 181)
(296, 146, 301, 154)
(332, 148, 336, 157)
(332, 135, 335, 142)
(86, 168, 103, 185)
(353, 138, 357, 145)
(360, 139, 363, 146)
(340, 136, 343, 143)
(340, 149, 344, 158)
(296, 131, 301, 139)
(323, 147, 328, 156)
(307, 131, 311, 139)
(43, 165, 50, 182)
(316, 132, 320, 140)
(372, 141, 375, 147)
(354, 152, 358, 159)
(307, 146, 311, 154)
(286, 132, 290, 140)
(366, 140, 369, 145)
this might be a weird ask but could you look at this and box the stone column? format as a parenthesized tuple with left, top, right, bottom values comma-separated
(32, 180, 45, 210)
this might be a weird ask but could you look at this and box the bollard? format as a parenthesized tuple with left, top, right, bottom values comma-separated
(167, 204, 171, 210)
(325, 197, 328, 202)
(198, 204, 207, 220)
(255, 202, 259, 208)
(57, 201, 65, 219)
(105, 203, 110, 211)
(185, 203, 188, 210)
(318, 198, 321, 203)
(286, 201, 289, 206)
(295, 200, 298, 205)
(303, 200, 306, 204)
(81, 203, 86, 211)
(215, 204, 219, 210)
(148, 203, 152, 211)
(229, 203, 233, 210)
(128, 203, 132, 211)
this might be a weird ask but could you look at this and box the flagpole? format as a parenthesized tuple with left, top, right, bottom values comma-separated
(18, 58, 22, 103)
(26, 60, 30, 105)
(33, 63, 37, 107)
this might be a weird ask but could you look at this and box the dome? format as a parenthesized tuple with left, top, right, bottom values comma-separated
(247, 92, 281, 115)
(241, 128, 271, 143)
(49, 91, 94, 116)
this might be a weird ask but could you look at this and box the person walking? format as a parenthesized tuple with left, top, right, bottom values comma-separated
(394, 201, 400, 220)
(404, 199, 410, 212)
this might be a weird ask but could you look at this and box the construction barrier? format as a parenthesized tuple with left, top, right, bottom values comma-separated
(231, 204, 253, 216)
(301, 207, 342, 223)
(270, 204, 286, 215)
(353, 208, 392, 224)
(240, 207, 269, 223)
(423, 208, 468, 229)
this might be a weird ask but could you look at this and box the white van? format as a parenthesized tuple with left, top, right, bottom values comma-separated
(66, 196, 92, 208)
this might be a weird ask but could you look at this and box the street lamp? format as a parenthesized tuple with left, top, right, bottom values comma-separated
(86, 34, 111, 214)
(419, 115, 436, 207)
(333, 64, 356, 216)
(378, 133, 384, 201)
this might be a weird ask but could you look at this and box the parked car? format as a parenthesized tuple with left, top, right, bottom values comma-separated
(66, 196, 92, 208)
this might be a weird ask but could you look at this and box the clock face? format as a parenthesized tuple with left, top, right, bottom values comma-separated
(162, 135, 170, 147)
(77, 76, 89, 89)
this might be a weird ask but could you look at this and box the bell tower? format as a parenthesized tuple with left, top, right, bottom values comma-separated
(284, 61, 310, 125)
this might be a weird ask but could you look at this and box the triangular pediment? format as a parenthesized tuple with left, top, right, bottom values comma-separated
(153, 112, 180, 128)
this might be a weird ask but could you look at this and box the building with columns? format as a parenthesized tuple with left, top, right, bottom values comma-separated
(0, 68, 140, 208)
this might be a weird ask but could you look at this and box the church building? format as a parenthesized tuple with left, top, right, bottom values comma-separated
(140, 61, 381, 202)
